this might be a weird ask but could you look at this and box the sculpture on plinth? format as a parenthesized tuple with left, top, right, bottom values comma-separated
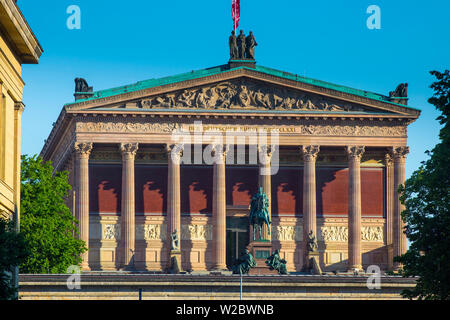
(74, 78, 93, 93)
(265, 249, 288, 275)
(249, 187, 271, 241)
(307, 230, 318, 252)
(245, 31, 258, 60)
(171, 230, 180, 251)
(237, 30, 246, 59)
(229, 30, 238, 60)
(232, 249, 257, 275)
(389, 83, 408, 98)
(230, 30, 257, 61)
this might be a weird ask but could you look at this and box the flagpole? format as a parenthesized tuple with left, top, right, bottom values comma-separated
(233, 0, 236, 34)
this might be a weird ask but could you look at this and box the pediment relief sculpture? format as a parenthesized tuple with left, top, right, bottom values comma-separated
(138, 80, 370, 112)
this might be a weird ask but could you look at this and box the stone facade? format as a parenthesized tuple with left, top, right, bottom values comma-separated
(41, 62, 419, 273)
(0, 0, 42, 224)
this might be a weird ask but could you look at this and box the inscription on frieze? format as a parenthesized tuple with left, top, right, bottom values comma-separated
(76, 122, 179, 133)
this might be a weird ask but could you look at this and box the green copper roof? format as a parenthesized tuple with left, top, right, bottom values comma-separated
(65, 64, 420, 112)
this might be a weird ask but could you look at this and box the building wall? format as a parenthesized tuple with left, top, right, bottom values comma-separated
(86, 161, 387, 272)
(0, 0, 42, 223)
(0, 16, 24, 221)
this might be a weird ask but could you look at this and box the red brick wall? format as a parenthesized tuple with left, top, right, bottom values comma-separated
(271, 167, 303, 216)
(135, 165, 167, 214)
(226, 166, 259, 206)
(361, 168, 384, 217)
(316, 167, 384, 217)
(88, 164, 384, 217)
(316, 167, 349, 216)
(180, 166, 213, 215)
(89, 164, 122, 214)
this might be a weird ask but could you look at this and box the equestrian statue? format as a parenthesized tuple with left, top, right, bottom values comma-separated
(249, 187, 271, 241)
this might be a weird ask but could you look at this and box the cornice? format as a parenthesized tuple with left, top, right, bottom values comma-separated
(64, 68, 420, 118)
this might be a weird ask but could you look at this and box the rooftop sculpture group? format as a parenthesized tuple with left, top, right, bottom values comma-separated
(389, 83, 408, 98)
(229, 30, 258, 60)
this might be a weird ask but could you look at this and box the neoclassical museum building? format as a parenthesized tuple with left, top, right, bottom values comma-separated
(40, 53, 420, 273)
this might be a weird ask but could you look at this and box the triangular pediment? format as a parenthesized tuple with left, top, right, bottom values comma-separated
(66, 67, 420, 117)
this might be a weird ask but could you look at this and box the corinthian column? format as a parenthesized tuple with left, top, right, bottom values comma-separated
(384, 152, 394, 270)
(120, 143, 138, 269)
(74, 142, 93, 271)
(392, 146, 409, 269)
(301, 145, 320, 265)
(258, 145, 273, 240)
(346, 146, 365, 272)
(212, 144, 228, 271)
(166, 144, 183, 252)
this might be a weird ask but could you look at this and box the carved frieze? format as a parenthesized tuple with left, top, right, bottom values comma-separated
(272, 225, 302, 241)
(77, 120, 406, 137)
(102, 224, 120, 240)
(137, 79, 368, 111)
(136, 224, 166, 241)
(181, 224, 212, 241)
(76, 122, 179, 133)
(361, 226, 384, 242)
(319, 226, 384, 242)
(320, 226, 348, 242)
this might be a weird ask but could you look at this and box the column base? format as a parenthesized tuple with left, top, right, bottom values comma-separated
(81, 263, 91, 272)
(347, 265, 363, 274)
(119, 265, 136, 272)
(303, 251, 322, 275)
(167, 250, 183, 274)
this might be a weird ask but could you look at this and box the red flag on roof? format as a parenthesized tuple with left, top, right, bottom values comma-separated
(232, 0, 240, 31)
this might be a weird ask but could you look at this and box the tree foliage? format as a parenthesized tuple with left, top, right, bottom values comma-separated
(20, 155, 87, 274)
(0, 218, 29, 300)
(395, 70, 450, 300)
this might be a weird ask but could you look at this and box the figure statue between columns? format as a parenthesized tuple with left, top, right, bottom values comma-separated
(249, 187, 271, 241)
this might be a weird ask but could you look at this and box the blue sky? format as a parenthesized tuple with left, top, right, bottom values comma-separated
(19, 0, 449, 178)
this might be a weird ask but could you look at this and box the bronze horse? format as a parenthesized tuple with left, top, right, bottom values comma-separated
(249, 187, 271, 241)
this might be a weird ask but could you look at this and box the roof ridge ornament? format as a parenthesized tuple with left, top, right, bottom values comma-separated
(74, 77, 94, 101)
(389, 83, 408, 105)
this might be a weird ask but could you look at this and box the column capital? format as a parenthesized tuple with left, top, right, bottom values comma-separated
(384, 153, 394, 167)
(74, 142, 93, 158)
(120, 142, 139, 158)
(258, 144, 274, 165)
(301, 145, 320, 162)
(14, 101, 25, 114)
(392, 146, 410, 160)
(166, 144, 184, 163)
(211, 144, 229, 162)
(346, 146, 365, 161)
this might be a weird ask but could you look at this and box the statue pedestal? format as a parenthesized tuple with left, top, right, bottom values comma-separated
(168, 250, 183, 274)
(248, 241, 278, 275)
(228, 59, 256, 69)
(306, 251, 322, 275)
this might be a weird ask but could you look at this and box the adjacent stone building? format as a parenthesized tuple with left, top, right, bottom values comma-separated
(40, 58, 420, 273)
(0, 0, 42, 223)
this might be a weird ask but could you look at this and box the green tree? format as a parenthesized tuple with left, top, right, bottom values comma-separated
(395, 70, 450, 300)
(0, 218, 29, 300)
(20, 155, 87, 274)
